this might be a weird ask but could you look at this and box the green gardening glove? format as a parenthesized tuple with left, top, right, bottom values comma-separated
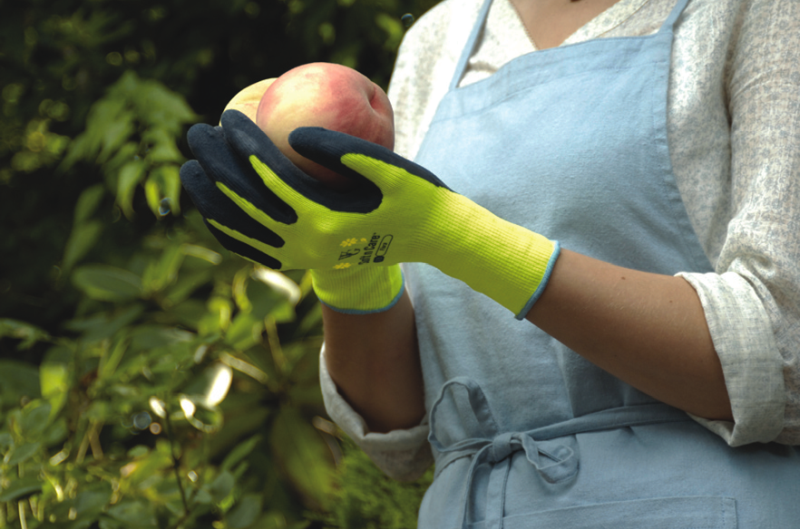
(185, 110, 560, 318)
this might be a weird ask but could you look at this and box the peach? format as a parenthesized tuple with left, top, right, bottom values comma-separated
(255, 63, 394, 190)
(223, 78, 276, 123)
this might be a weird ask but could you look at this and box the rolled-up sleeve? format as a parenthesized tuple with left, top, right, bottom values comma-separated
(319, 346, 433, 481)
(681, 0, 800, 446)
(678, 271, 785, 445)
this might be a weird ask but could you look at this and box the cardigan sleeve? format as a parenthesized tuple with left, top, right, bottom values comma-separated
(676, 0, 800, 446)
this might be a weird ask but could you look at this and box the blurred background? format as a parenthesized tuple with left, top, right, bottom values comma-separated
(0, 0, 437, 527)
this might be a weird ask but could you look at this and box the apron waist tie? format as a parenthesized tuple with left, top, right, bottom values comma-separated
(428, 377, 693, 529)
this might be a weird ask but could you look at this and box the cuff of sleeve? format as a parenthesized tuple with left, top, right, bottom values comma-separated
(678, 271, 785, 446)
(312, 265, 404, 314)
(319, 345, 433, 481)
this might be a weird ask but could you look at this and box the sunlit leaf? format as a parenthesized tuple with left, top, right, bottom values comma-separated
(116, 159, 147, 219)
(252, 267, 301, 306)
(144, 164, 182, 217)
(181, 243, 222, 264)
(144, 174, 161, 218)
(41, 345, 72, 417)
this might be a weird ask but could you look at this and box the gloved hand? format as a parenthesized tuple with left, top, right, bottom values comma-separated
(181, 110, 560, 318)
(180, 110, 404, 314)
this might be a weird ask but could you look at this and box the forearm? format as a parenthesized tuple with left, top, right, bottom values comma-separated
(527, 249, 733, 421)
(322, 289, 425, 433)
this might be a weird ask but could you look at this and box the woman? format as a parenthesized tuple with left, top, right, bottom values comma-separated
(181, 0, 800, 526)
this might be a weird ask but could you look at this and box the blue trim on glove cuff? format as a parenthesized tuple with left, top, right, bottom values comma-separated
(514, 241, 561, 320)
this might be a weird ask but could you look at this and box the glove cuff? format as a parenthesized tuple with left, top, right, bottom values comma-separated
(311, 265, 404, 314)
(425, 198, 561, 319)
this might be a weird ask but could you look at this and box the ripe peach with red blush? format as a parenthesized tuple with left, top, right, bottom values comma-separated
(255, 63, 395, 189)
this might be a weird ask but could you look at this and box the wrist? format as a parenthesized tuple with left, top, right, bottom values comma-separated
(311, 265, 404, 314)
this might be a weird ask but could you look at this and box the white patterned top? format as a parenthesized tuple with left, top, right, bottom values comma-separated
(320, 0, 800, 481)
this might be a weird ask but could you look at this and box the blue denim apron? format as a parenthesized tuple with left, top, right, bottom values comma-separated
(405, 0, 800, 527)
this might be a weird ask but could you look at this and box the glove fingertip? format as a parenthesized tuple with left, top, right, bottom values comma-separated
(290, 127, 452, 192)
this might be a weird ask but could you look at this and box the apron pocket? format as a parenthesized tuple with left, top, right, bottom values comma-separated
(496, 496, 737, 529)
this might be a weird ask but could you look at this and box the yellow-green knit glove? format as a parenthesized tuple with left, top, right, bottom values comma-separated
(182, 111, 560, 318)
(309, 265, 404, 314)
(181, 112, 404, 314)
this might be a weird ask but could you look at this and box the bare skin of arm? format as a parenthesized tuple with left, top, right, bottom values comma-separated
(526, 249, 732, 421)
(322, 289, 426, 433)
(324, 248, 732, 434)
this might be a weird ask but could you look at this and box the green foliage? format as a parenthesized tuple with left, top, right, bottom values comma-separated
(322, 439, 434, 529)
(1, 0, 440, 527)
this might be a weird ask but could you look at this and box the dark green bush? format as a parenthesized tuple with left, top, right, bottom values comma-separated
(1, 1, 437, 527)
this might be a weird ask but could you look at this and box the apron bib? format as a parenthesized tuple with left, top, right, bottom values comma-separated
(405, 0, 800, 527)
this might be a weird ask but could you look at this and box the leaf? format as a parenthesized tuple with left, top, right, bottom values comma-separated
(0, 360, 40, 399)
(116, 159, 147, 219)
(77, 485, 113, 514)
(181, 243, 222, 264)
(141, 244, 184, 294)
(105, 141, 139, 177)
(128, 324, 193, 351)
(62, 220, 104, 271)
(41, 345, 72, 417)
(247, 280, 295, 322)
(72, 264, 143, 302)
(97, 110, 135, 164)
(0, 319, 51, 349)
(208, 470, 235, 503)
(106, 499, 157, 527)
(270, 406, 333, 508)
(221, 434, 262, 472)
(74, 184, 106, 224)
(144, 130, 183, 164)
(144, 174, 161, 218)
(144, 164, 181, 217)
(20, 401, 52, 438)
(65, 303, 145, 343)
(0, 476, 42, 502)
(5, 441, 41, 466)
(226, 312, 263, 351)
(98, 336, 128, 379)
(226, 493, 262, 529)
(164, 269, 214, 308)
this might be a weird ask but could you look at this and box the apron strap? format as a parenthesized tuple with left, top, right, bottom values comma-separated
(660, 0, 692, 34)
(449, 0, 494, 91)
